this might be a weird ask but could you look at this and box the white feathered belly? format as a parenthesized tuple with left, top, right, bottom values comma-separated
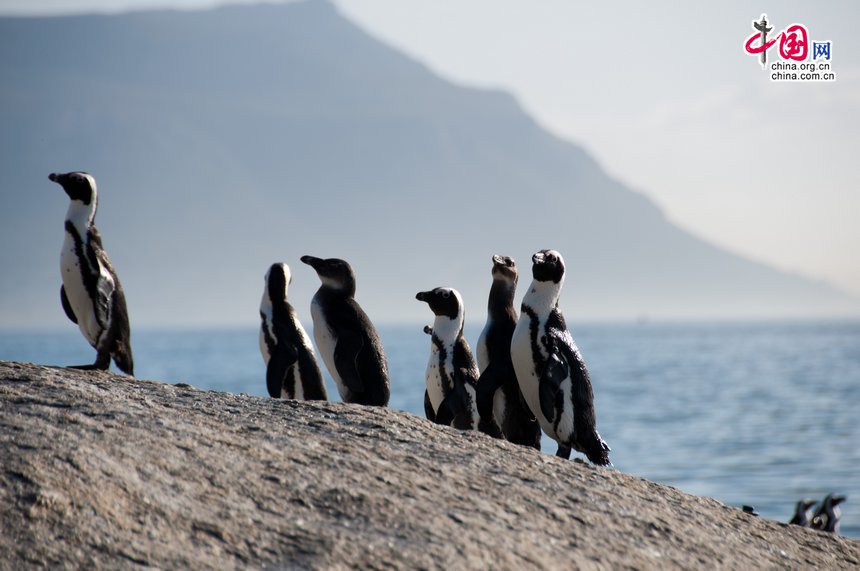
(424, 346, 446, 412)
(288, 363, 306, 400)
(259, 317, 271, 365)
(60, 235, 102, 348)
(311, 299, 345, 399)
(511, 317, 570, 440)
(289, 320, 316, 400)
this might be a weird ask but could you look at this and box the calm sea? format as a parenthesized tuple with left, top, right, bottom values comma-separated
(2, 321, 858, 538)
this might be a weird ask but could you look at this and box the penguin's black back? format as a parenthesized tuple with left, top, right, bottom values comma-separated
(453, 334, 478, 385)
(108, 277, 133, 375)
(92, 228, 133, 375)
(546, 308, 608, 466)
(272, 298, 326, 400)
(315, 288, 390, 406)
(450, 333, 478, 430)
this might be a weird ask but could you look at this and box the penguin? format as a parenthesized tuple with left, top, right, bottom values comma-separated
(259, 263, 327, 401)
(788, 498, 817, 527)
(510, 249, 611, 466)
(811, 493, 846, 533)
(416, 287, 480, 430)
(49, 172, 133, 375)
(300, 256, 390, 406)
(475, 255, 541, 449)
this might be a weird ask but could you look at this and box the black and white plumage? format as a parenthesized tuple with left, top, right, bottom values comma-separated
(788, 499, 817, 527)
(416, 287, 480, 431)
(259, 263, 327, 401)
(510, 249, 611, 466)
(301, 255, 390, 406)
(811, 493, 846, 534)
(50, 172, 133, 375)
(475, 255, 541, 448)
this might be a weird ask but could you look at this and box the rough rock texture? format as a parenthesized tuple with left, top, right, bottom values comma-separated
(1, 360, 858, 569)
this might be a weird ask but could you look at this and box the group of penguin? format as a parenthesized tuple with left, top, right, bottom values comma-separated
(50, 170, 610, 465)
(787, 493, 846, 534)
(48, 171, 851, 535)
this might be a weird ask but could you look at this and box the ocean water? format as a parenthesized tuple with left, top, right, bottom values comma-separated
(2, 320, 858, 538)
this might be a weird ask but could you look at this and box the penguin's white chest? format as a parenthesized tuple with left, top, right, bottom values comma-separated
(259, 306, 274, 365)
(258, 325, 271, 365)
(424, 342, 453, 412)
(60, 233, 102, 347)
(511, 313, 575, 441)
(511, 313, 555, 436)
(311, 298, 344, 398)
(287, 315, 316, 400)
(511, 315, 546, 424)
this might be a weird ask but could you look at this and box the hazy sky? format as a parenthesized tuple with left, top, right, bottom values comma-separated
(3, 0, 859, 296)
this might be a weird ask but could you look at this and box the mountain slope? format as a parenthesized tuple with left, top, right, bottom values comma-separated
(0, 0, 855, 328)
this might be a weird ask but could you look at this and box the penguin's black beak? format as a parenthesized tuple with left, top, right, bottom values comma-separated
(300, 255, 322, 269)
(415, 291, 430, 302)
(492, 254, 504, 265)
(532, 251, 545, 265)
(833, 495, 847, 506)
(49, 173, 59, 182)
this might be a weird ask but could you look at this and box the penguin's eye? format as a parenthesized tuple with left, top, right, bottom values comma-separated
(441, 291, 450, 299)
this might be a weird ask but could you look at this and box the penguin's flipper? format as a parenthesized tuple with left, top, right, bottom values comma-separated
(333, 330, 365, 394)
(435, 383, 468, 427)
(476, 364, 504, 437)
(107, 282, 134, 376)
(60, 285, 78, 324)
(266, 344, 298, 398)
(87, 231, 116, 332)
(423, 390, 436, 422)
(539, 351, 569, 423)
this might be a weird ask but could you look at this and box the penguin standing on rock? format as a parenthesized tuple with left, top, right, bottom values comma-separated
(49, 172, 133, 375)
(416, 287, 481, 430)
(301, 256, 390, 406)
(476, 255, 541, 448)
(511, 249, 611, 465)
(788, 499, 817, 527)
(811, 493, 846, 533)
(259, 263, 327, 400)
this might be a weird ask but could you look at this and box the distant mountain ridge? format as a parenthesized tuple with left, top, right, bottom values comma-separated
(0, 0, 856, 328)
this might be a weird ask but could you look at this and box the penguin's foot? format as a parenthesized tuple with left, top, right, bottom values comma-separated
(556, 444, 572, 459)
(68, 361, 110, 371)
(478, 418, 503, 439)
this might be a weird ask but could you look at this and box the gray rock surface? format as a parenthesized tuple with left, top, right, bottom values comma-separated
(1, 360, 858, 569)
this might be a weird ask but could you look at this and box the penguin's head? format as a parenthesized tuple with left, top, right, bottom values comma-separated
(491, 255, 518, 285)
(531, 249, 565, 283)
(829, 495, 847, 508)
(49, 171, 97, 205)
(264, 263, 292, 303)
(416, 287, 462, 319)
(797, 498, 817, 513)
(301, 255, 356, 294)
